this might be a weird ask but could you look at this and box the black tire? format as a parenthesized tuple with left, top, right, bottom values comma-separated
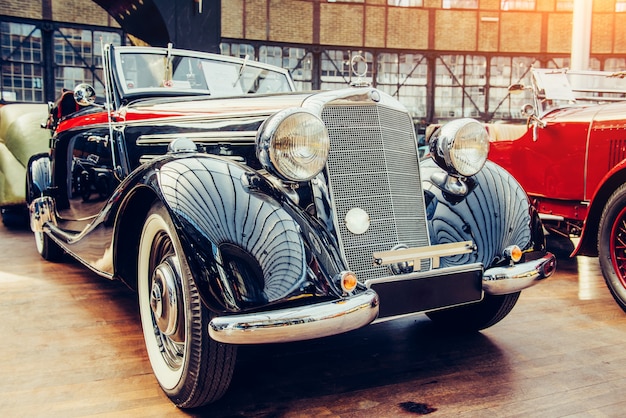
(1, 206, 29, 228)
(597, 183, 626, 312)
(138, 202, 237, 408)
(545, 232, 575, 259)
(425, 292, 520, 332)
(34, 230, 64, 262)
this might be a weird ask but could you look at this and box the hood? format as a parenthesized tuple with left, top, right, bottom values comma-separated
(542, 100, 626, 125)
(120, 92, 316, 123)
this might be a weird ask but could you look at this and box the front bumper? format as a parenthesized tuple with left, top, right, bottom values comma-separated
(482, 252, 556, 295)
(208, 251, 555, 345)
(208, 289, 380, 344)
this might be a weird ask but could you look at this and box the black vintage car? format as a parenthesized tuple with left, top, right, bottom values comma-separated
(26, 45, 555, 408)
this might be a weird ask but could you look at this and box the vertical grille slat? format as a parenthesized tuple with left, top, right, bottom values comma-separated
(322, 104, 430, 282)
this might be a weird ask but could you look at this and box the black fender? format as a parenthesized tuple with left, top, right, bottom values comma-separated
(145, 154, 345, 313)
(26, 152, 52, 203)
(420, 158, 545, 269)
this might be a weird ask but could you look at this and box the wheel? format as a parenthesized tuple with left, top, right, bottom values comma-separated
(545, 231, 575, 259)
(598, 183, 626, 312)
(28, 179, 63, 262)
(34, 230, 64, 261)
(1, 206, 29, 228)
(425, 292, 520, 332)
(138, 202, 237, 408)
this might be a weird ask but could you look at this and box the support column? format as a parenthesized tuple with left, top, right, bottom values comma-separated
(571, 0, 593, 71)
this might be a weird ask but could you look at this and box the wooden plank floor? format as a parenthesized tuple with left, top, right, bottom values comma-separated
(1, 221, 626, 417)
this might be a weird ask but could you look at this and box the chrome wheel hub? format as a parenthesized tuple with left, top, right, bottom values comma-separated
(150, 256, 184, 343)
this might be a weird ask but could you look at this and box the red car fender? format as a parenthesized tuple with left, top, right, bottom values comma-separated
(575, 158, 626, 257)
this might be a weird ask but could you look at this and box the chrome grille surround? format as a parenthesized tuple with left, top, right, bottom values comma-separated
(321, 102, 431, 282)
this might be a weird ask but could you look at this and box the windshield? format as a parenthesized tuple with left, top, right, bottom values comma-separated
(532, 68, 626, 114)
(115, 49, 294, 98)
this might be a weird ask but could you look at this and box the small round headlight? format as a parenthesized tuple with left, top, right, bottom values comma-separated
(257, 109, 330, 181)
(430, 118, 489, 177)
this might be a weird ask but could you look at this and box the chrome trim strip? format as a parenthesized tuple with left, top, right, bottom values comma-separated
(137, 131, 257, 145)
(482, 252, 556, 295)
(538, 213, 566, 221)
(208, 290, 379, 344)
(373, 241, 475, 269)
(121, 112, 273, 127)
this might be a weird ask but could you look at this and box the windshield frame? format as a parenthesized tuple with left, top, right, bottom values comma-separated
(531, 68, 626, 115)
(110, 46, 296, 101)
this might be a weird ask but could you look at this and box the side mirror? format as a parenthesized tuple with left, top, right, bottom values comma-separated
(508, 83, 527, 95)
(73, 83, 96, 107)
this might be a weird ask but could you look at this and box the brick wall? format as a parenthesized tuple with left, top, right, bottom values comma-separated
(220, 0, 623, 56)
(387, 7, 428, 50)
(0, 1, 43, 20)
(3, 0, 622, 56)
(51, 0, 116, 27)
(270, 0, 314, 44)
(1, 0, 118, 27)
(320, 3, 364, 46)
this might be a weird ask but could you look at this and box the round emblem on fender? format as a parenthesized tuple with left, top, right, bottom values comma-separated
(345, 207, 370, 235)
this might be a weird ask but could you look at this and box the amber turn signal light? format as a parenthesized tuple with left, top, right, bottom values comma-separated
(503, 245, 523, 263)
(339, 271, 358, 293)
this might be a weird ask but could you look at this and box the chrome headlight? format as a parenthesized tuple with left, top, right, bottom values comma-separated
(430, 118, 489, 177)
(257, 109, 330, 181)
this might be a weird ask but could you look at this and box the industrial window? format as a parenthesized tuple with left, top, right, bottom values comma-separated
(283, 48, 313, 91)
(54, 28, 121, 98)
(388, 0, 424, 6)
(220, 43, 255, 60)
(321, 49, 351, 91)
(488, 56, 537, 120)
(258, 45, 282, 68)
(376, 53, 427, 119)
(321, 50, 373, 90)
(618, 1, 626, 12)
(604, 58, 626, 72)
(501, 0, 535, 10)
(259, 46, 312, 91)
(555, 0, 573, 11)
(442, 0, 478, 9)
(0, 22, 43, 102)
(434, 54, 486, 120)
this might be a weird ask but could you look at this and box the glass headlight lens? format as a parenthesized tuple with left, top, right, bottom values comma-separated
(257, 109, 330, 181)
(430, 118, 489, 177)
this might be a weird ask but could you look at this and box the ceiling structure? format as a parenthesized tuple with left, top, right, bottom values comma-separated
(92, 0, 221, 52)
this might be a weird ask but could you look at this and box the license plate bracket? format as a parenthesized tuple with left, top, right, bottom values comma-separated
(366, 263, 483, 319)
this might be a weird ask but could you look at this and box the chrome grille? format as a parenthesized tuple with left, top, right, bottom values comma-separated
(322, 104, 430, 282)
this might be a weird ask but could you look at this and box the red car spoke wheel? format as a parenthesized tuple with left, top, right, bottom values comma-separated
(598, 184, 626, 312)
(609, 206, 626, 288)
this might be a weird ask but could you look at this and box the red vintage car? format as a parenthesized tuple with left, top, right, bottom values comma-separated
(488, 68, 626, 311)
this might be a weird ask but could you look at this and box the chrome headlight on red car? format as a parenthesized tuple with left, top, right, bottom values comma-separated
(430, 118, 490, 177)
(257, 109, 330, 182)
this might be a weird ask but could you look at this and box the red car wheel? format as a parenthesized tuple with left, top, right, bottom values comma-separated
(598, 184, 626, 312)
(609, 205, 626, 287)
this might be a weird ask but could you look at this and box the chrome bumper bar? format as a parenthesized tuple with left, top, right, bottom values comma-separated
(208, 289, 380, 344)
(208, 252, 555, 345)
(482, 252, 556, 295)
